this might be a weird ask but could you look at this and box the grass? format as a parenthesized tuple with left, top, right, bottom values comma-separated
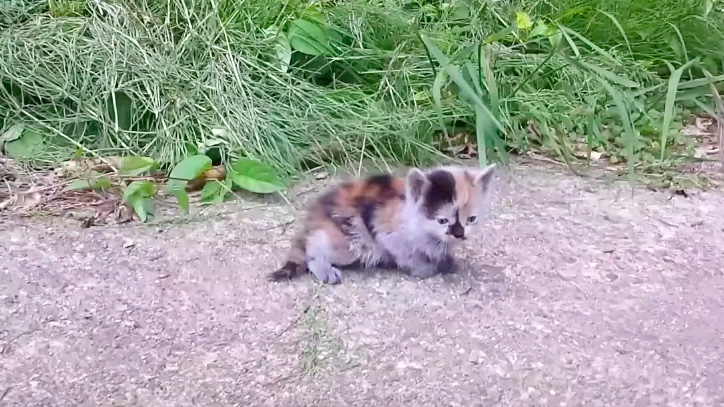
(300, 303, 339, 375)
(1, 0, 723, 184)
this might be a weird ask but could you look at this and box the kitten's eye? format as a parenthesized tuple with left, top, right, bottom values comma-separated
(437, 218, 449, 225)
(467, 216, 477, 224)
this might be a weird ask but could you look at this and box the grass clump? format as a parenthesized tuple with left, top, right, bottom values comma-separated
(1, 0, 722, 184)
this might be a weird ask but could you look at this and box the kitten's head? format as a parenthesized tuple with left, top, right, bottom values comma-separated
(404, 165, 496, 242)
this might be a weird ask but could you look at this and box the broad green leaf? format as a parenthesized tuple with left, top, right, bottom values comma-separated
(485, 25, 516, 44)
(4, 128, 44, 159)
(546, 26, 562, 48)
(530, 20, 548, 38)
(201, 180, 222, 203)
(166, 179, 189, 214)
(515, 11, 533, 31)
(228, 158, 285, 194)
(201, 178, 232, 204)
(451, 2, 470, 21)
(288, 19, 328, 56)
(120, 156, 156, 176)
(169, 154, 212, 181)
(300, 5, 325, 25)
(265, 25, 292, 73)
(127, 195, 154, 222)
(122, 180, 156, 202)
(0, 124, 24, 146)
(275, 35, 292, 73)
(64, 176, 112, 192)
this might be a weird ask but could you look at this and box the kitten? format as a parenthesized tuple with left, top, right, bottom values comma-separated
(267, 164, 496, 284)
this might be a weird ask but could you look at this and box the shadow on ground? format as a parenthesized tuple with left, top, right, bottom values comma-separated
(2, 165, 724, 406)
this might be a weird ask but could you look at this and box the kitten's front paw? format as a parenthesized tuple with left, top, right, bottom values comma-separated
(437, 255, 459, 274)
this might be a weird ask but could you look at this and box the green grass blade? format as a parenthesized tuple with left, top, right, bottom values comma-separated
(421, 35, 504, 133)
(577, 60, 639, 88)
(661, 58, 700, 160)
(691, 99, 718, 117)
(480, 43, 499, 118)
(431, 69, 450, 138)
(592, 77, 637, 190)
(558, 24, 617, 63)
(475, 105, 488, 167)
(556, 24, 581, 57)
(595, 9, 633, 59)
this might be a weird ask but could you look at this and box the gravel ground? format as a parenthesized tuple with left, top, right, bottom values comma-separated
(1, 164, 724, 407)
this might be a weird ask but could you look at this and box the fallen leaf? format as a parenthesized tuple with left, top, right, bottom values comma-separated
(57, 157, 123, 178)
(203, 166, 226, 180)
(0, 189, 42, 211)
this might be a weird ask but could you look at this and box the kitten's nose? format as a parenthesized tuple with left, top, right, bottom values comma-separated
(449, 223, 465, 239)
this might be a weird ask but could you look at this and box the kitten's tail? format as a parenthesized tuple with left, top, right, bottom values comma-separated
(267, 233, 307, 281)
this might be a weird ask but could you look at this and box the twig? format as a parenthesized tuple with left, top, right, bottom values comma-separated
(0, 328, 39, 355)
(257, 219, 295, 232)
(275, 305, 311, 338)
(0, 387, 10, 404)
(264, 373, 298, 387)
(552, 269, 588, 298)
(276, 191, 297, 213)
(339, 362, 361, 372)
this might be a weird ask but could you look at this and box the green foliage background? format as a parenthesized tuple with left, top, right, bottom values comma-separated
(1, 0, 723, 178)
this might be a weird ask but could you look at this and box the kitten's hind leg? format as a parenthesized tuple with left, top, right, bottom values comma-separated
(305, 229, 348, 285)
(307, 259, 342, 285)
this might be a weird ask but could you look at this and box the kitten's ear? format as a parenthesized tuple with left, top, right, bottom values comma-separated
(406, 168, 429, 201)
(472, 164, 495, 192)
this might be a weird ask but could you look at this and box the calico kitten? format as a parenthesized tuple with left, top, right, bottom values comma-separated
(267, 164, 496, 284)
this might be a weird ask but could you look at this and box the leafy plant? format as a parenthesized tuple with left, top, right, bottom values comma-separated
(122, 180, 157, 222)
(228, 158, 286, 194)
(1, 0, 722, 190)
(0, 124, 45, 160)
(165, 154, 213, 213)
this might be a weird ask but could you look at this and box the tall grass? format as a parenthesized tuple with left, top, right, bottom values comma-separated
(1, 0, 723, 177)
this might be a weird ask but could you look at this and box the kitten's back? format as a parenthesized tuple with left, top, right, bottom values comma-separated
(267, 173, 405, 281)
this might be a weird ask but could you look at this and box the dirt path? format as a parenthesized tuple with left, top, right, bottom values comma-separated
(1, 165, 724, 407)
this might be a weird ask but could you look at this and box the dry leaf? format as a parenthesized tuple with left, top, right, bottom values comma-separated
(203, 166, 226, 180)
(186, 165, 228, 192)
(56, 157, 123, 178)
(0, 189, 42, 211)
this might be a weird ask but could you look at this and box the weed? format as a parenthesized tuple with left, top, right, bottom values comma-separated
(1, 0, 722, 200)
(300, 304, 339, 376)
